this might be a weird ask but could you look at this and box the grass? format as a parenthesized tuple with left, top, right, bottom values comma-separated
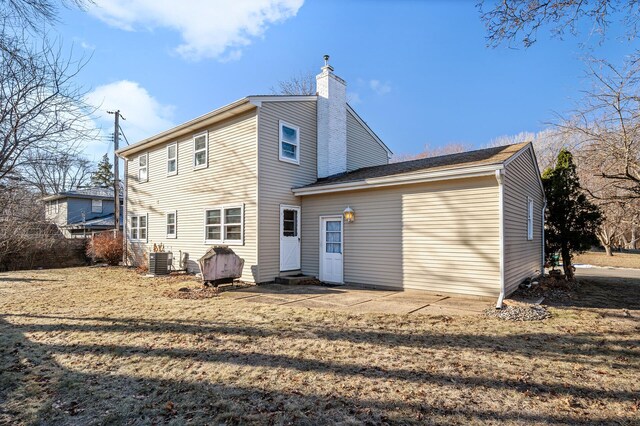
(1, 267, 639, 425)
(574, 251, 640, 269)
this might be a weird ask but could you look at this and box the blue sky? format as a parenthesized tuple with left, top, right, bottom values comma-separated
(54, 0, 637, 160)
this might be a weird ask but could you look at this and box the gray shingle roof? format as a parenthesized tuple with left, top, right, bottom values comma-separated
(42, 187, 121, 201)
(298, 142, 530, 189)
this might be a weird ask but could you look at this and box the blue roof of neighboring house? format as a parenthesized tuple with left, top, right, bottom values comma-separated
(64, 213, 123, 230)
(42, 187, 122, 202)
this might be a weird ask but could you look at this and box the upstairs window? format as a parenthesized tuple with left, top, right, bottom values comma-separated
(131, 214, 148, 242)
(92, 199, 103, 213)
(167, 143, 177, 176)
(138, 153, 148, 182)
(166, 211, 177, 238)
(527, 197, 534, 241)
(279, 121, 300, 164)
(193, 132, 208, 169)
(204, 205, 243, 245)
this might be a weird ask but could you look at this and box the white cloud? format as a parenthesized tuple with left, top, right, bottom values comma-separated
(369, 79, 391, 95)
(88, 0, 304, 61)
(84, 80, 175, 158)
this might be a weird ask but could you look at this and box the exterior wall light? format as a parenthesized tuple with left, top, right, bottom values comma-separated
(343, 206, 355, 223)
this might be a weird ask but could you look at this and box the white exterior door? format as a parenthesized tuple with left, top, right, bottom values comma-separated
(280, 205, 301, 271)
(320, 216, 343, 283)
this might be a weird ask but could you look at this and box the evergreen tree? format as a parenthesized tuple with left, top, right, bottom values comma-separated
(91, 154, 114, 188)
(542, 149, 602, 280)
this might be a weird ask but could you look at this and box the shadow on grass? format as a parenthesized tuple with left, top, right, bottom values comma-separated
(1, 313, 638, 424)
(549, 274, 640, 311)
(0, 277, 62, 283)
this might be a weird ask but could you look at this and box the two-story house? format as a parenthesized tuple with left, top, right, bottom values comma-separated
(43, 187, 122, 238)
(117, 58, 545, 305)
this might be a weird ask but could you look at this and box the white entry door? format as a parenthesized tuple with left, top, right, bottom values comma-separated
(320, 216, 343, 283)
(280, 205, 301, 271)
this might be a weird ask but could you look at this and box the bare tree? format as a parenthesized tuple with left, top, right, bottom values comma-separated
(392, 142, 473, 163)
(479, 0, 640, 48)
(270, 71, 316, 95)
(0, 33, 95, 182)
(18, 149, 94, 196)
(557, 57, 640, 200)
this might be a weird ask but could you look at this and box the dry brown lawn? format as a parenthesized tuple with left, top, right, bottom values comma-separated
(1, 267, 639, 425)
(574, 251, 640, 269)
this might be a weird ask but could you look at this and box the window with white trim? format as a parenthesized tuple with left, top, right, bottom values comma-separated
(279, 121, 300, 164)
(167, 143, 177, 176)
(193, 132, 208, 169)
(91, 199, 103, 213)
(166, 211, 177, 238)
(138, 153, 148, 182)
(204, 205, 243, 244)
(527, 197, 534, 240)
(131, 214, 147, 242)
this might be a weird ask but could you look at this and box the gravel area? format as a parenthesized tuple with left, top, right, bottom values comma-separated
(484, 304, 551, 321)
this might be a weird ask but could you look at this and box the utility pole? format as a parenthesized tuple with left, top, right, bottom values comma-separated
(107, 110, 124, 232)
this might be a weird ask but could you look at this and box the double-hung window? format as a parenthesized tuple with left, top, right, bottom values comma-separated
(131, 214, 148, 242)
(166, 211, 177, 238)
(279, 121, 300, 164)
(91, 199, 103, 213)
(167, 143, 177, 176)
(193, 132, 208, 169)
(527, 197, 534, 240)
(204, 205, 243, 244)
(138, 153, 148, 182)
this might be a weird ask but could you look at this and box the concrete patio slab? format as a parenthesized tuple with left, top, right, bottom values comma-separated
(222, 283, 489, 316)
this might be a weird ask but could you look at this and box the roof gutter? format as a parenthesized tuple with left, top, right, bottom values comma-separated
(292, 163, 504, 196)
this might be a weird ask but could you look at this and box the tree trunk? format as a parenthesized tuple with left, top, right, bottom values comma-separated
(631, 225, 638, 250)
(604, 245, 612, 256)
(561, 246, 574, 281)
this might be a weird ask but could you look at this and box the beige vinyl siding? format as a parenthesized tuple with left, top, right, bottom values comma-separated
(45, 200, 67, 227)
(301, 176, 501, 297)
(503, 148, 545, 295)
(256, 101, 317, 282)
(125, 110, 258, 281)
(346, 109, 388, 171)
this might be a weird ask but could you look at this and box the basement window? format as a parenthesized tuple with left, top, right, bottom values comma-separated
(204, 205, 244, 245)
(279, 121, 300, 164)
(527, 197, 534, 240)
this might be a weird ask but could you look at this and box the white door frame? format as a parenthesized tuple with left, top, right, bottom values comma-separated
(279, 204, 301, 271)
(319, 215, 344, 284)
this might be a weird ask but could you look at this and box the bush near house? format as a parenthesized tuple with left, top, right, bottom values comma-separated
(87, 231, 123, 266)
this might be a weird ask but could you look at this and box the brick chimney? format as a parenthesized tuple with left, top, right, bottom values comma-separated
(316, 55, 347, 178)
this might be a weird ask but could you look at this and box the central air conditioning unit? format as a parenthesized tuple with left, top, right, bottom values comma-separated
(149, 252, 170, 276)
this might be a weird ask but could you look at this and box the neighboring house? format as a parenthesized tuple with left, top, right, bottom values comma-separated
(116, 59, 545, 304)
(43, 187, 122, 238)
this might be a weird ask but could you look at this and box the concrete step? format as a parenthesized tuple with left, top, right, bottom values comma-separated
(274, 275, 318, 285)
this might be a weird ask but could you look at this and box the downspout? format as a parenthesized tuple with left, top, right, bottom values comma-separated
(120, 154, 128, 266)
(495, 169, 506, 309)
(541, 199, 547, 276)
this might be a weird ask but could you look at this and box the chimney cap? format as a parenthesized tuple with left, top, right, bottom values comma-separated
(322, 54, 334, 72)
